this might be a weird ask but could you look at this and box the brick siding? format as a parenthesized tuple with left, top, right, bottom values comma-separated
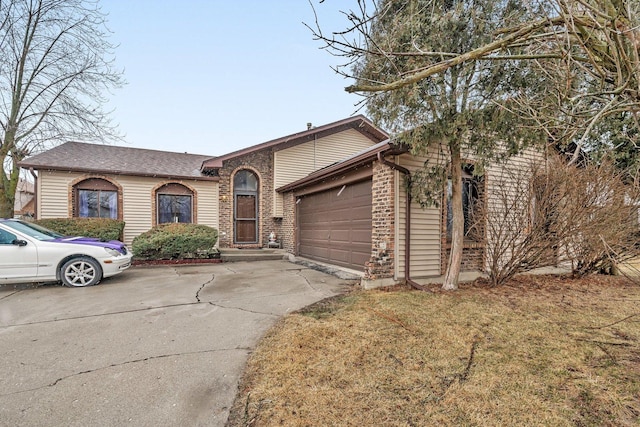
(281, 192, 295, 252)
(365, 161, 395, 280)
(217, 149, 284, 248)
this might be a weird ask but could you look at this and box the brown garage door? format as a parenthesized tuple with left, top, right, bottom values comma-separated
(297, 179, 372, 271)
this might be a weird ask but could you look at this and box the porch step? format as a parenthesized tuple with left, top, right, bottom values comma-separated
(219, 248, 288, 262)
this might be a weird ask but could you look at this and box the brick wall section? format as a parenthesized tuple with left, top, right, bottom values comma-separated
(365, 161, 395, 280)
(281, 192, 295, 252)
(217, 149, 283, 248)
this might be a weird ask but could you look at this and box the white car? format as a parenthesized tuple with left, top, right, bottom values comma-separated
(0, 219, 133, 287)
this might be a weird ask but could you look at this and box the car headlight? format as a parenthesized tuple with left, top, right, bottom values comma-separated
(104, 247, 122, 257)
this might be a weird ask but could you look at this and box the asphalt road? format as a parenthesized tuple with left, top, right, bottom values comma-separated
(0, 260, 353, 426)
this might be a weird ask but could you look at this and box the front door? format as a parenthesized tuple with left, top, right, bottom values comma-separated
(233, 169, 259, 244)
(235, 194, 257, 243)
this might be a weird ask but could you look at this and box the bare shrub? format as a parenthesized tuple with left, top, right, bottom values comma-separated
(478, 161, 561, 286)
(479, 157, 640, 285)
(559, 161, 640, 276)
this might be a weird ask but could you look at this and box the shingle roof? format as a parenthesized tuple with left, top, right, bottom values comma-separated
(20, 142, 216, 180)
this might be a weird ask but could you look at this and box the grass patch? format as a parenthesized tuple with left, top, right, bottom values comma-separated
(228, 275, 640, 426)
(296, 294, 357, 320)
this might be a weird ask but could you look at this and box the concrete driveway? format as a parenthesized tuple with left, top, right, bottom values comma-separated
(0, 260, 353, 426)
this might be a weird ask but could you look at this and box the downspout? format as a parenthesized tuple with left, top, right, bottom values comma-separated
(377, 151, 431, 292)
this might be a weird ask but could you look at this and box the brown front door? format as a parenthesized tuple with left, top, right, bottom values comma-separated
(235, 194, 257, 243)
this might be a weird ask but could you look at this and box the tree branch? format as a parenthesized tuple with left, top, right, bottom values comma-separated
(345, 17, 567, 93)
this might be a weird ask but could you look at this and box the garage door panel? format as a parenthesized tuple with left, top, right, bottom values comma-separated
(329, 234, 352, 245)
(329, 248, 370, 266)
(329, 195, 355, 206)
(350, 250, 371, 266)
(328, 249, 351, 264)
(298, 179, 372, 271)
(331, 208, 370, 221)
(329, 242, 371, 255)
(329, 228, 370, 244)
(331, 221, 371, 236)
(300, 245, 329, 260)
(351, 229, 373, 243)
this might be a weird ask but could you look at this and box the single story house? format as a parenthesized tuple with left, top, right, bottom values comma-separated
(20, 115, 545, 288)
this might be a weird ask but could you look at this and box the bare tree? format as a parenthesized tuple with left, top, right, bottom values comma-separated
(0, 0, 124, 217)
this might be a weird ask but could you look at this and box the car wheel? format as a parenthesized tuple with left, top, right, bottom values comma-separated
(60, 257, 102, 287)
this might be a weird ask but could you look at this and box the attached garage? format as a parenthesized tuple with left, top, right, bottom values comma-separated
(297, 179, 372, 271)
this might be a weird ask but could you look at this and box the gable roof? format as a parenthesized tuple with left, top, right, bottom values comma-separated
(201, 115, 388, 170)
(20, 142, 217, 181)
(276, 139, 407, 193)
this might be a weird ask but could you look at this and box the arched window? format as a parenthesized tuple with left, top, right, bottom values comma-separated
(234, 169, 258, 192)
(156, 183, 193, 224)
(74, 178, 119, 219)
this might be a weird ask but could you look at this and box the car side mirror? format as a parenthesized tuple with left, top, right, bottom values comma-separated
(12, 239, 27, 247)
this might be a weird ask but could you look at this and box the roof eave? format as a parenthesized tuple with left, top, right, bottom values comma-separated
(19, 163, 219, 182)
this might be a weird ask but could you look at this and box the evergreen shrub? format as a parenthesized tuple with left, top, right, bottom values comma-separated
(35, 218, 125, 241)
(132, 223, 219, 260)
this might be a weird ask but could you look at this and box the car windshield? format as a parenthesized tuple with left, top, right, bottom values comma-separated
(3, 220, 63, 241)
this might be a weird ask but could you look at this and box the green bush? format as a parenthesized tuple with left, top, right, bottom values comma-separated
(35, 218, 125, 241)
(132, 223, 219, 260)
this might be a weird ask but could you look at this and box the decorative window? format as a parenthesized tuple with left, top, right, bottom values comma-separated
(446, 164, 482, 239)
(234, 169, 258, 192)
(156, 183, 193, 224)
(74, 178, 119, 219)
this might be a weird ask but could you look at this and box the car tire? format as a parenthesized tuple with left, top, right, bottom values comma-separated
(60, 257, 102, 287)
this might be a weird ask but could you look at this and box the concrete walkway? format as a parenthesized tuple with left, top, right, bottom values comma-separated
(0, 260, 354, 427)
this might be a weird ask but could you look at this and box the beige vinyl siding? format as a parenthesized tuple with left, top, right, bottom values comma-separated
(119, 176, 152, 245)
(395, 154, 442, 279)
(273, 128, 377, 216)
(484, 147, 547, 270)
(38, 170, 73, 218)
(394, 145, 546, 279)
(37, 170, 219, 246)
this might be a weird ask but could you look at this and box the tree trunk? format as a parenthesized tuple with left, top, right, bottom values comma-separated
(0, 160, 17, 218)
(443, 142, 463, 290)
(0, 189, 15, 218)
(0, 129, 18, 218)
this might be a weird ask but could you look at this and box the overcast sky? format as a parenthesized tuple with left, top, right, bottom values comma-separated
(103, 0, 366, 156)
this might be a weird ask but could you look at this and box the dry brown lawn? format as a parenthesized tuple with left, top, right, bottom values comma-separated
(228, 275, 640, 426)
